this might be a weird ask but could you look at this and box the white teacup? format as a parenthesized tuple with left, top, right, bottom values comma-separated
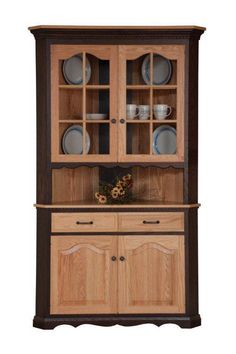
(126, 104, 139, 120)
(153, 104, 172, 120)
(138, 105, 150, 120)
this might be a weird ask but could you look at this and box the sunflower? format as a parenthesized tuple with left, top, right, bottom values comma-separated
(98, 195, 107, 204)
(118, 189, 125, 196)
(117, 180, 127, 188)
(111, 190, 119, 199)
(122, 174, 132, 182)
(95, 192, 100, 200)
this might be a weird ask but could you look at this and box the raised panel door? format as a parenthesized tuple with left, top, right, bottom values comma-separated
(118, 235, 185, 313)
(50, 235, 117, 314)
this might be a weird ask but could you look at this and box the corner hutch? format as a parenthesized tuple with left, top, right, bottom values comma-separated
(29, 25, 205, 329)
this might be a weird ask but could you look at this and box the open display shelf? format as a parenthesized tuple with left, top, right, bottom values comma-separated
(30, 25, 205, 329)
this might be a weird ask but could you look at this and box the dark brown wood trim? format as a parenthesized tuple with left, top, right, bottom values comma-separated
(184, 38, 199, 204)
(33, 314, 201, 329)
(35, 209, 51, 317)
(30, 27, 205, 42)
(50, 162, 185, 169)
(184, 208, 199, 315)
(36, 39, 52, 204)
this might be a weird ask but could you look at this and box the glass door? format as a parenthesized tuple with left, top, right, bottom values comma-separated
(118, 45, 185, 162)
(51, 45, 118, 162)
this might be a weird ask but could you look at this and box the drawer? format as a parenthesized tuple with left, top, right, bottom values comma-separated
(118, 212, 184, 232)
(51, 213, 118, 232)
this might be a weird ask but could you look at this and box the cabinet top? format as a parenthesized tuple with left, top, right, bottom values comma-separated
(29, 25, 206, 31)
(29, 25, 206, 40)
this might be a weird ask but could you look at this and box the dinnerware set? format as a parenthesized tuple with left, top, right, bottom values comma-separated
(126, 104, 172, 120)
(62, 53, 176, 155)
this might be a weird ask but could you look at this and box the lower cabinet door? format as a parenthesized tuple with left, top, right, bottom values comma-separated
(50, 235, 117, 314)
(118, 235, 185, 314)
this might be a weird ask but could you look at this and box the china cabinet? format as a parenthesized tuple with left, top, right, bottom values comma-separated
(29, 25, 205, 329)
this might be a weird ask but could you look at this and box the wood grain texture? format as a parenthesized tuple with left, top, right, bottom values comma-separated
(51, 235, 117, 314)
(52, 167, 99, 203)
(118, 212, 184, 232)
(118, 235, 185, 313)
(51, 212, 118, 232)
(132, 166, 183, 203)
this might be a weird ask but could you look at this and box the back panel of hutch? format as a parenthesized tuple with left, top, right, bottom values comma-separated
(29, 25, 205, 329)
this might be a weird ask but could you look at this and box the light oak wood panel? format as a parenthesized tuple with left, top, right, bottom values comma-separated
(132, 166, 183, 203)
(52, 167, 99, 203)
(118, 212, 184, 232)
(52, 212, 118, 232)
(118, 235, 185, 313)
(51, 235, 117, 314)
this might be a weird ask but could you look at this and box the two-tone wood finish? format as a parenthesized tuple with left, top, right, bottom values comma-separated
(30, 26, 205, 329)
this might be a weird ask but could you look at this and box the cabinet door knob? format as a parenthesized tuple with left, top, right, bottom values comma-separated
(111, 118, 116, 124)
(111, 256, 117, 261)
(119, 256, 125, 261)
(120, 118, 125, 124)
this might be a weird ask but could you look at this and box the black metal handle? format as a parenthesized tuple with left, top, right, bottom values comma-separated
(143, 220, 160, 224)
(119, 256, 125, 261)
(111, 256, 117, 261)
(76, 221, 93, 225)
(120, 118, 125, 124)
(111, 118, 116, 124)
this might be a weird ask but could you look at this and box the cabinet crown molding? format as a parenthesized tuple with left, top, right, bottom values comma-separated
(29, 25, 206, 41)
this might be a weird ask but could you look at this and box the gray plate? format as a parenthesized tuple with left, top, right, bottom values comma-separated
(152, 125, 176, 154)
(63, 54, 91, 85)
(142, 54, 172, 85)
(62, 125, 90, 154)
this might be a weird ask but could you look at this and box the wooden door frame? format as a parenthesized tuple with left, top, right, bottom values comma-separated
(51, 44, 118, 163)
(118, 45, 185, 163)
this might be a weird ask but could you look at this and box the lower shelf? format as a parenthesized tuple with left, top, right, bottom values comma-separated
(33, 314, 201, 329)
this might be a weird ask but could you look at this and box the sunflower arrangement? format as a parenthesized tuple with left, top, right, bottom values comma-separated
(95, 174, 133, 204)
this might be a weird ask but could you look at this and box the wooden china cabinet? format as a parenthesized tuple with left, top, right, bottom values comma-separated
(29, 25, 205, 329)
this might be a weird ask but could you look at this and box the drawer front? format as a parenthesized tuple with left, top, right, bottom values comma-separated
(118, 212, 184, 232)
(51, 213, 118, 232)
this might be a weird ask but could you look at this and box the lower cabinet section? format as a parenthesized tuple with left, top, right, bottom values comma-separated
(50, 235, 185, 315)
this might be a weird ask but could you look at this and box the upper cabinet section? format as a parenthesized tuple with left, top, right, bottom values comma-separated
(51, 44, 184, 163)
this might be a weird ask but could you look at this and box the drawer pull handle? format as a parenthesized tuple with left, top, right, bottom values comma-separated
(143, 220, 160, 224)
(111, 256, 117, 261)
(76, 221, 93, 225)
(119, 256, 125, 261)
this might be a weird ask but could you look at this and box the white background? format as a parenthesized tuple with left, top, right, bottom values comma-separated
(0, 0, 235, 353)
